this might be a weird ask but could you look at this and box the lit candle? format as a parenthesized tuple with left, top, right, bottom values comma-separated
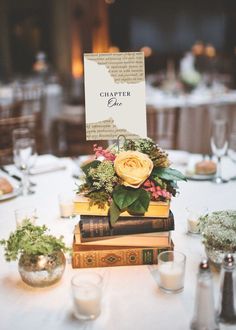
(158, 261, 185, 291)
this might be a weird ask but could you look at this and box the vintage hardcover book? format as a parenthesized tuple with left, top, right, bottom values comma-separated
(72, 240, 174, 268)
(74, 225, 171, 247)
(74, 195, 170, 218)
(79, 211, 174, 238)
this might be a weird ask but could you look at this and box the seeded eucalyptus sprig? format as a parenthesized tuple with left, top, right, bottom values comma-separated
(0, 221, 69, 262)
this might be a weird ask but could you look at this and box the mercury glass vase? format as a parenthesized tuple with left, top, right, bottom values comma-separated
(205, 247, 236, 270)
(18, 251, 66, 287)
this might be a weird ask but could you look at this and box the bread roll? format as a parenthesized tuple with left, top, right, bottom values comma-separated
(0, 177, 14, 194)
(195, 160, 216, 175)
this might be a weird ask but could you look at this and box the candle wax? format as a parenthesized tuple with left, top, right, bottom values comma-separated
(73, 286, 101, 318)
(159, 261, 184, 291)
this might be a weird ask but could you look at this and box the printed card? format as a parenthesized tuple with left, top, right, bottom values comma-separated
(84, 52, 147, 140)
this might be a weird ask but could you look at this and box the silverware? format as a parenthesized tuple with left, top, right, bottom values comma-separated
(0, 166, 22, 182)
(0, 166, 36, 187)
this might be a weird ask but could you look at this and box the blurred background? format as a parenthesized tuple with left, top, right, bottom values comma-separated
(1, 0, 236, 164)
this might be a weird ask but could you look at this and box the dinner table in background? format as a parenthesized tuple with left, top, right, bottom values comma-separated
(146, 82, 236, 154)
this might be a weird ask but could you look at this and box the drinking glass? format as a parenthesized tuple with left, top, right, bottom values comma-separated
(15, 206, 37, 227)
(228, 133, 236, 163)
(13, 128, 37, 195)
(210, 119, 228, 184)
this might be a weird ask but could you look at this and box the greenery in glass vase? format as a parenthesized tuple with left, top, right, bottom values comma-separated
(78, 138, 186, 224)
(198, 210, 236, 252)
(0, 220, 69, 262)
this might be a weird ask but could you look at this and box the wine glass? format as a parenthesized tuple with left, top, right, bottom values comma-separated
(13, 128, 37, 195)
(210, 119, 228, 184)
(228, 133, 236, 163)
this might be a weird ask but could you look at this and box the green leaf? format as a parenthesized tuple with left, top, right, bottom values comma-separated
(113, 186, 140, 210)
(151, 167, 186, 181)
(127, 189, 150, 214)
(81, 160, 100, 176)
(109, 201, 121, 226)
(0, 221, 69, 262)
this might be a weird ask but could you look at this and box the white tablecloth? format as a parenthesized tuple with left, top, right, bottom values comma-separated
(0, 154, 236, 330)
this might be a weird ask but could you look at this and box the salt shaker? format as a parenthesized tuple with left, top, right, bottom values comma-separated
(217, 254, 236, 327)
(190, 259, 219, 330)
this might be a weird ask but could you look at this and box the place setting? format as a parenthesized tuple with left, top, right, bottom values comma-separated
(0, 127, 69, 202)
(0, 127, 37, 200)
(185, 118, 236, 183)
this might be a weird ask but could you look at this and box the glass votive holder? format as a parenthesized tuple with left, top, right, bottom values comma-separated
(157, 250, 186, 294)
(71, 272, 103, 320)
(186, 206, 208, 235)
(15, 206, 37, 228)
(58, 193, 76, 219)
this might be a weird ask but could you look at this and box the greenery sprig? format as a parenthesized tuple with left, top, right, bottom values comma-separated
(0, 220, 69, 262)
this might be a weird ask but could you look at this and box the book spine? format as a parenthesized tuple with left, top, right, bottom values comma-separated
(79, 212, 174, 238)
(72, 245, 173, 268)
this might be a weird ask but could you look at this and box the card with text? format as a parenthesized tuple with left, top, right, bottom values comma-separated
(84, 52, 147, 140)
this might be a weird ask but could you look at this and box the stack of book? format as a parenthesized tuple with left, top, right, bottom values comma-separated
(72, 197, 174, 268)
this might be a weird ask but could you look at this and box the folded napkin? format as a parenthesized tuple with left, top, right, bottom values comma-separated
(167, 150, 190, 166)
(30, 155, 66, 175)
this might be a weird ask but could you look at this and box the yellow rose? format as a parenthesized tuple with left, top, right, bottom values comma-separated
(114, 151, 153, 188)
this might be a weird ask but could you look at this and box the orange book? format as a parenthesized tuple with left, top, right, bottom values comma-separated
(72, 240, 174, 268)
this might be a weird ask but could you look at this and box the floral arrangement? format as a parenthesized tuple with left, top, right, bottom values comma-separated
(199, 210, 236, 252)
(78, 138, 186, 224)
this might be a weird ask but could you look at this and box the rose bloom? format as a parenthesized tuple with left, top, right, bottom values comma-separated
(114, 151, 153, 188)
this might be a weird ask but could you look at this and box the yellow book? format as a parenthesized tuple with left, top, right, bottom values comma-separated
(74, 195, 170, 218)
(74, 224, 171, 247)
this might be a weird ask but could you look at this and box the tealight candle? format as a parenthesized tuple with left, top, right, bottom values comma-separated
(158, 262, 185, 291)
(71, 272, 103, 320)
(158, 251, 186, 293)
(187, 213, 200, 235)
(73, 284, 101, 319)
(186, 206, 208, 235)
(58, 194, 75, 219)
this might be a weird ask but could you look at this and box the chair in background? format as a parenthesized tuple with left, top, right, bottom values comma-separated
(147, 106, 180, 149)
(51, 105, 107, 157)
(0, 99, 44, 165)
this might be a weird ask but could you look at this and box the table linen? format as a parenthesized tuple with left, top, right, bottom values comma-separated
(0, 153, 236, 330)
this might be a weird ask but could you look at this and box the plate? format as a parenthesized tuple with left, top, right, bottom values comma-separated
(0, 186, 21, 201)
(185, 172, 215, 181)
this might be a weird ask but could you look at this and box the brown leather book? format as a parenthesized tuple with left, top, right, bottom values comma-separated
(74, 224, 171, 247)
(79, 211, 174, 239)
